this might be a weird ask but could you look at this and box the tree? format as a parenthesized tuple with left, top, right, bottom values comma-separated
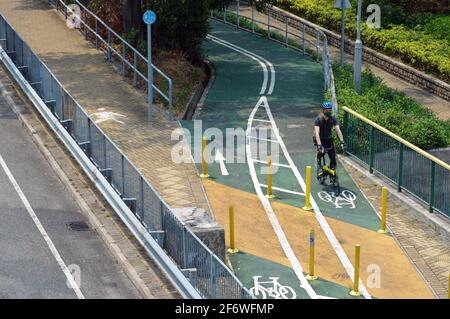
(122, 0, 144, 38)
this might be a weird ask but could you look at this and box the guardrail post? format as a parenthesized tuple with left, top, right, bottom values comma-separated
(169, 80, 173, 121)
(83, 8, 87, 40)
(95, 19, 98, 49)
(429, 161, 435, 213)
(210, 253, 217, 299)
(236, 0, 240, 28)
(182, 227, 187, 268)
(397, 143, 403, 192)
(302, 24, 306, 55)
(268, 12, 271, 39)
(103, 135, 107, 170)
(343, 111, 349, 142)
(121, 154, 125, 196)
(251, 5, 255, 33)
(64, 0, 67, 20)
(369, 126, 375, 173)
(133, 51, 137, 86)
(86, 118, 92, 158)
(224, 6, 227, 22)
(138, 176, 144, 221)
(122, 42, 125, 76)
(107, 29, 112, 62)
(285, 17, 289, 47)
(316, 30, 320, 62)
(160, 201, 165, 231)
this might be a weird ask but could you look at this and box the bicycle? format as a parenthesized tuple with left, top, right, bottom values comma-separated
(316, 146, 343, 197)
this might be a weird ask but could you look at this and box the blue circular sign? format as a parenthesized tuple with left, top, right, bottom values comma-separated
(143, 10, 156, 25)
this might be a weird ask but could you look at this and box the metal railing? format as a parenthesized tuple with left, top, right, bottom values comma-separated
(0, 12, 252, 299)
(211, 0, 338, 116)
(343, 107, 450, 218)
(47, 0, 174, 120)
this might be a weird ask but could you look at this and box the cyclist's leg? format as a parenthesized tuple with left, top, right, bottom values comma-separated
(329, 147, 337, 170)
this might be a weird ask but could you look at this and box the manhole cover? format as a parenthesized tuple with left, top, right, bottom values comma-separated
(66, 221, 90, 231)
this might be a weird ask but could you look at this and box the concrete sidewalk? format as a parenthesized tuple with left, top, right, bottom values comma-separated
(0, 1, 212, 218)
(234, 4, 450, 120)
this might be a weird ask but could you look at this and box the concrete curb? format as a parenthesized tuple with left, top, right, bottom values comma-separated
(2, 73, 157, 299)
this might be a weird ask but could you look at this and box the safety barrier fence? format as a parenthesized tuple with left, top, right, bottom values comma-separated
(211, 0, 338, 116)
(343, 107, 450, 218)
(0, 12, 252, 299)
(47, 0, 174, 120)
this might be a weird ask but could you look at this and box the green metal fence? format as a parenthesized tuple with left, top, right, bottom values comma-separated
(342, 107, 449, 218)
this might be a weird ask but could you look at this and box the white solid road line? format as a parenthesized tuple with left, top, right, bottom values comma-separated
(207, 35, 268, 95)
(0, 154, 85, 299)
(246, 96, 318, 299)
(207, 34, 276, 95)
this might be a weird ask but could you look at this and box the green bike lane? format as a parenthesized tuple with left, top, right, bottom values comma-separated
(180, 20, 418, 299)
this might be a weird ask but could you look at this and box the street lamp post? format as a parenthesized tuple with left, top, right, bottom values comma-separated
(334, 0, 352, 66)
(143, 10, 157, 124)
(354, 0, 363, 94)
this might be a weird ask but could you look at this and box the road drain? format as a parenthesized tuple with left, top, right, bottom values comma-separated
(66, 221, 90, 231)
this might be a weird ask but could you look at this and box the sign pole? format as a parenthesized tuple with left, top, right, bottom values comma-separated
(143, 10, 156, 124)
(334, 0, 352, 66)
(354, 0, 363, 94)
(340, 0, 346, 65)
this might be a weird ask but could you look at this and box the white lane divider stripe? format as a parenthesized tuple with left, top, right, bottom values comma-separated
(0, 154, 85, 299)
(262, 99, 372, 299)
(246, 96, 317, 299)
(207, 34, 276, 95)
(252, 159, 292, 168)
(247, 135, 279, 144)
(259, 184, 305, 196)
(206, 35, 268, 95)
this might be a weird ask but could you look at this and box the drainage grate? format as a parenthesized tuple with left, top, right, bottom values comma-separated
(66, 221, 90, 231)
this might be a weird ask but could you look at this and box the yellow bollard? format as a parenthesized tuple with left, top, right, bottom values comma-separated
(200, 136, 209, 178)
(378, 186, 388, 234)
(350, 244, 362, 296)
(302, 166, 312, 211)
(265, 156, 275, 199)
(227, 205, 239, 254)
(306, 229, 318, 280)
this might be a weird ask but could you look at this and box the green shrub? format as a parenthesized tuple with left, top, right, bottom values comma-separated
(332, 64, 450, 149)
(275, 0, 450, 82)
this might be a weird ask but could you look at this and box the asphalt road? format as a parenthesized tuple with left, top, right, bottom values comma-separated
(0, 70, 141, 299)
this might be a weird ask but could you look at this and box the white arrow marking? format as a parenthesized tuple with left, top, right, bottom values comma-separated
(215, 150, 229, 176)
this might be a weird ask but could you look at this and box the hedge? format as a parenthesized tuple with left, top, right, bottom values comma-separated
(275, 0, 450, 82)
(330, 64, 450, 149)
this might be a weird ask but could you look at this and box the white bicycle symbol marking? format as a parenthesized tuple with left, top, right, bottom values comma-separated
(318, 190, 357, 209)
(249, 276, 296, 299)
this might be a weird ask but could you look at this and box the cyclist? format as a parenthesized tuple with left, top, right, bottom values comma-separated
(313, 101, 346, 171)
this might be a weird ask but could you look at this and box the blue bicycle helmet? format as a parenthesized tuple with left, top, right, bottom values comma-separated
(321, 101, 333, 110)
